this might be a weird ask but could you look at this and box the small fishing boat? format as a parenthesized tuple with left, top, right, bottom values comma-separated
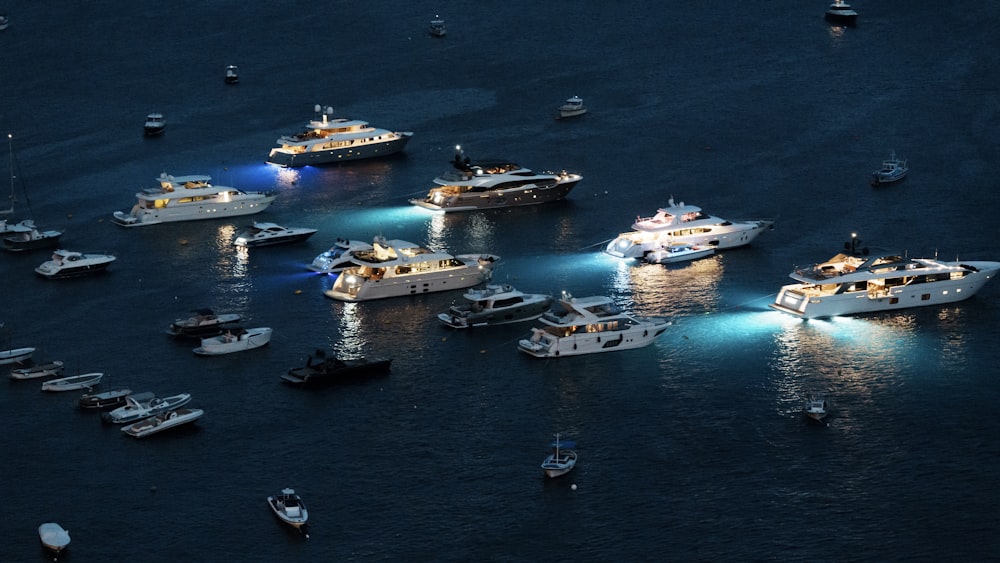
(0, 346, 35, 365)
(121, 408, 203, 438)
(556, 96, 587, 119)
(193, 327, 272, 355)
(79, 387, 133, 410)
(225, 64, 240, 84)
(429, 17, 446, 37)
(9, 360, 64, 380)
(38, 522, 71, 556)
(2, 219, 63, 252)
(42, 372, 103, 392)
(541, 434, 578, 478)
(267, 488, 309, 534)
(644, 242, 715, 264)
(804, 395, 829, 422)
(870, 151, 908, 186)
(825, 0, 858, 25)
(144, 112, 166, 136)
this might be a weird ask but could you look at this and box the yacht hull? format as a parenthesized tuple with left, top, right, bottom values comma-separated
(606, 220, 772, 259)
(325, 255, 498, 302)
(267, 134, 412, 167)
(112, 196, 275, 227)
(518, 323, 669, 358)
(410, 178, 580, 213)
(770, 265, 999, 319)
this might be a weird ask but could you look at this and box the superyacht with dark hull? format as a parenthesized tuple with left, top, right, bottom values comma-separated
(266, 104, 412, 167)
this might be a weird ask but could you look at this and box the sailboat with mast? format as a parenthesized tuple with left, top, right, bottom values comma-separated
(540, 433, 578, 478)
(1, 133, 63, 252)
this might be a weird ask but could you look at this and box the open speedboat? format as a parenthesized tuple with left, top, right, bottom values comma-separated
(42, 372, 103, 392)
(193, 327, 272, 355)
(281, 349, 392, 387)
(103, 392, 192, 424)
(267, 488, 309, 534)
(122, 408, 203, 438)
(541, 434, 577, 478)
(645, 242, 716, 265)
(167, 309, 243, 339)
(437, 284, 553, 328)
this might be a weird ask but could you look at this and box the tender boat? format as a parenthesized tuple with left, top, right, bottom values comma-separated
(429, 17, 446, 37)
(0, 346, 35, 365)
(167, 308, 243, 339)
(605, 197, 773, 259)
(266, 104, 413, 167)
(233, 222, 318, 248)
(437, 284, 553, 328)
(143, 112, 166, 136)
(267, 488, 309, 533)
(518, 293, 670, 358)
(541, 434, 577, 478)
(804, 395, 829, 422)
(770, 237, 1000, 319)
(825, 0, 858, 25)
(38, 523, 71, 556)
(645, 242, 716, 265)
(556, 96, 587, 119)
(42, 372, 103, 392)
(79, 387, 133, 410)
(35, 249, 116, 278)
(324, 236, 499, 302)
(193, 327, 272, 355)
(111, 173, 276, 227)
(102, 391, 192, 424)
(307, 238, 374, 274)
(281, 349, 392, 387)
(224, 64, 240, 84)
(410, 145, 582, 213)
(871, 151, 908, 186)
(122, 408, 203, 438)
(2, 219, 63, 252)
(9, 360, 64, 380)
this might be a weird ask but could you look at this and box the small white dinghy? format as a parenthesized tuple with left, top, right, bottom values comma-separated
(38, 522, 71, 556)
(0, 346, 34, 365)
(267, 488, 309, 535)
(42, 372, 103, 392)
(194, 327, 272, 355)
(645, 242, 715, 264)
(122, 408, 203, 438)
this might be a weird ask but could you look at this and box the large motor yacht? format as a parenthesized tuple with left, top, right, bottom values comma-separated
(409, 146, 582, 212)
(323, 236, 499, 302)
(518, 293, 670, 358)
(112, 173, 275, 227)
(266, 104, 412, 167)
(605, 198, 773, 259)
(770, 239, 1000, 319)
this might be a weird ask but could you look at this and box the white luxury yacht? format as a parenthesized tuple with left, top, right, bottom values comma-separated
(409, 146, 582, 212)
(770, 243, 1000, 319)
(323, 236, 499, 301)
(112, 173, 275, 227)
(266, 104, 412, 167)
(605, 198, 773, 259)
(518, 293, 670, 358)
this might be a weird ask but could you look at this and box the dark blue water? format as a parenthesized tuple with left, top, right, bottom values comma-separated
(3, 2, 1000, 561)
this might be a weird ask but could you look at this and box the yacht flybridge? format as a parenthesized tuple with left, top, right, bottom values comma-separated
(770, 240, 1000, 319)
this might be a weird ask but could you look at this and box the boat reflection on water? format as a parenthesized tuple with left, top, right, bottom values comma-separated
(327, 299, 430, 360)
(608, 253, 725, 318)
(423, 211, 499, 255)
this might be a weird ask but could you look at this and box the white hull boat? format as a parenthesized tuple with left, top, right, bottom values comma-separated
(871, 151, 908, 186)
(518, 293, 670, 358)
(804, 395, 829, 422)
(143, 112, 165, 136)
(112, 173, 275, 227)
(267, 104, 412, 167)
(35, 249, 116, 278)
(541, 434, 577, 478)
(38, 522, 71, 556)
(324, 236, 499, 302)
(42, 372, 103, 392)
(233, 222, 318, 247)
(308, 238, 374, 274)
(556, 96, 587, 119)
(410, 146, 582, 213)
(267, 488, 309, 533)
(770, 239, 1000, 319)
(645, 242, 716, 264)
(605, 197, 773, 259)
(437, 284, 553, 328)
(103, 392, 193, 424)
(122, 408, 203, 438)
(224, 65, 239, 84)
(0, 346, 34, 365)
(193, 327, 272, 355)
(10, 360, 64, 380)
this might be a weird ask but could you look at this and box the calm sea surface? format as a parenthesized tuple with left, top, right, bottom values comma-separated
(2, 2, 999, 561)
